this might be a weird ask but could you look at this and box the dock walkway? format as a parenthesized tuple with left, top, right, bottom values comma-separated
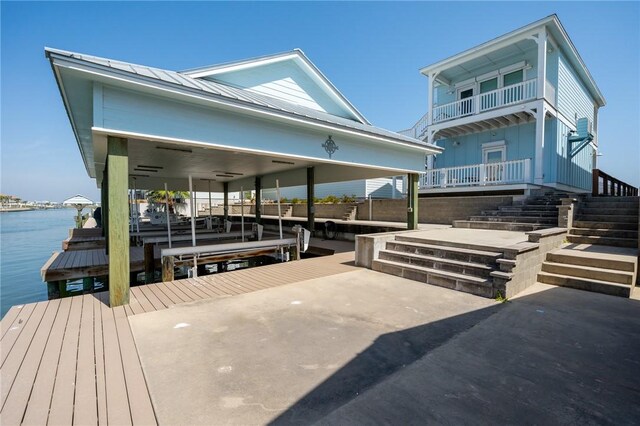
(0, 252, 356, 425)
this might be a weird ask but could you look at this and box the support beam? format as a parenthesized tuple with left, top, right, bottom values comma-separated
(223, 182, 229, 224)
(537, 28, 548, 100)
(255, 176, 262, 224)
(407, 173, 419, 230)
(307, 167, 315, 235)
(107, 136, 130, 307)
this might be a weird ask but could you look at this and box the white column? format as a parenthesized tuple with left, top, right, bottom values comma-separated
(537, 28, 547, 100)
(427, 73, 435, 125)
(164, 182, 172, 249)
(534, 102, 546, 185)
(189, 174, 196, 247)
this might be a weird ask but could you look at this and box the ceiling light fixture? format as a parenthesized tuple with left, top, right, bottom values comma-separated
(137, 165, 163, 169)
(216, 174, 234, 178)
(156, 146, 192, 153)
(212, 171, 244, 176)
(272, 160, 295, 165)
(134, 168, 158, 173)
(129, 173, 150, 178)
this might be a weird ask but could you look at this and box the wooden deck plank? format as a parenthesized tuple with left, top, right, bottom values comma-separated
(210, 274, 260, 294)
(191, 277, 225, 298)
(0, 303, 37, 367)
(151, 283, 184, 305)
(218, 272, 271, 291)
(162, 281, 196, 302)
(144, 284, 174, 308)
(72, 295, 98, 425)
(0, 305, 24, 340)
(0, 300, 60, 426)
(130, 287, 155, 313)
(101, 299, 132, 425)
(47, 296, 83, 425)
(93, 295, 108, 426)
(113, 307, 157, 425)
(178, 279, 210, 299)
(171, 279, 206, 301)
(21, 298, 72, 426)
(127, 290, 146, 316)
(0, 302, 48, 408)
(137, 285, 167, 311)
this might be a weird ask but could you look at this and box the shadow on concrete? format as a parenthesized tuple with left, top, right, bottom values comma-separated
(270, 300, 504, 424)
(270, 286, 640, 425)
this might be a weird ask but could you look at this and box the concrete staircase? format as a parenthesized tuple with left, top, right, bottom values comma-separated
(538, 245, 638, 297)
(342, 206, 357, 221)
(568, 196, 639, 248)
(453, 192, 566, 232)
(371, 235, 502, 298)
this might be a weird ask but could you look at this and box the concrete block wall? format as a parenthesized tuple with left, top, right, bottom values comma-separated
(291, 203, 358, 219)
(356, 196, 514, 224)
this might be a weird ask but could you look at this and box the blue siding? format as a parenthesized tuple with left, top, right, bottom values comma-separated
(553, 119, 593, 191)
(434, 123, 535, 169)
(557, 53, 595, 124)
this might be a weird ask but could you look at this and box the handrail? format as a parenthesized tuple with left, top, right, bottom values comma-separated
(433, 79, 537, 124)
(420, 158, 532, 189)
(592, 169, 639, 196)
(398, 112, 429, 139)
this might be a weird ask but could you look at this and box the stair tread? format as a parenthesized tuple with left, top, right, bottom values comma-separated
(537, 271, 632, 288)
(374, 258, 491, 284)
(542, 261, 634, 277)
(379, 249, 494, 270)
(389, 240, 502, 258)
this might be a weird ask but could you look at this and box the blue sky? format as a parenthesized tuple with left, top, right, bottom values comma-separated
(1, 1, 638, 201)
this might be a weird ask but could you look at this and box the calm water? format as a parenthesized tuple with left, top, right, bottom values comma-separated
(1, 209, 79, 318)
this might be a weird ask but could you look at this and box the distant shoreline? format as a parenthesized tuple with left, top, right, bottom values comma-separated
(0, 207, 62, 213)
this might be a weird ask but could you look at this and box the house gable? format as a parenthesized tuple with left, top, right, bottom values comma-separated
(182, 51, 369, 124)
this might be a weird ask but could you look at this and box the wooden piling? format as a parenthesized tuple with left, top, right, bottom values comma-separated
(162, 256, 174, 282)
(144, 243, 155, 284)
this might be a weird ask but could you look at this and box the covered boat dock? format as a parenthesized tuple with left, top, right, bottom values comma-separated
(45, 47, 442, 306)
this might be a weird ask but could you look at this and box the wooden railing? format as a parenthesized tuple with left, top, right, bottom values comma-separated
(432, 79, 537, 124)
(420, 158, 532, 189)
(592, 169, 639, 196)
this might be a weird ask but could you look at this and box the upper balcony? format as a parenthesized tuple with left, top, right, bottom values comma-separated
(432, 78, 537, 124)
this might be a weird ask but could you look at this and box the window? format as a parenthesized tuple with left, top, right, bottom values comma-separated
(457, 86, 474, 115)
(503, 69, 523, 87)
(479, 77, 498, 93)
(479, 77, 498, 109)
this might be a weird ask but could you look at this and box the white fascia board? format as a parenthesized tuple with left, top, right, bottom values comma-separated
(51, 55, 441, 155)
(419, 17, 552, 76)
(50, 64, 94, 177)
(183, 53, 300, 78)
(91, 126, 427, 175)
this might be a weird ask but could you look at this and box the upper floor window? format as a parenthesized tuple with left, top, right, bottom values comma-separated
(503, 69, 523, 87)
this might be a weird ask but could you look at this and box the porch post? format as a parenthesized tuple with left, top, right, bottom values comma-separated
(102, 167, 109, 250)
(407, 173, 419, 230)
(255, 176, 262, 224)
(223, 182, 229, 224)
(427, 73, 436, 126)
(534, 102, 546, 185)
(107, 136, 130, 307)
(307, 167, 315, 234)
(536, 28, 547, 100)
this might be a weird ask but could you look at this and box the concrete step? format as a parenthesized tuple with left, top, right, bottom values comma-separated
(541, 261, 634, 285)
(577, 214, 638, 224)
(583, 202, 639, 210)
(372, 258, 494, 298)
(573, 220, 638, 230)
(584, 196, 639, 203)
(394, 235, 505, 254)
(537, 271, 632, 298)
(453, 220, 547, 232)
(485, 210, 557, 217)
(578, 208, 638, 216)
(501, 205, 558, 212)
(569, 228, 638, 239)
(469, 215, 557, 224)
(378, 249, 494, 278)
(546, 250, 636, 272)
(385, 240, 502, 265)
(566, 235, 638, 248)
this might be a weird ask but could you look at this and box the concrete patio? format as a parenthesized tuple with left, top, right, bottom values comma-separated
(129, 266, 640, 425)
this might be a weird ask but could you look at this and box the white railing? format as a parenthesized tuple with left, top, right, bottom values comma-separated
(432, 79, 537, 124)
(420, 158, 532, 189)
(398, 112, 429, 139)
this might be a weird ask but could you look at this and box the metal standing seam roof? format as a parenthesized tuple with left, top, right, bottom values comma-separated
(45, 48, 442, 151)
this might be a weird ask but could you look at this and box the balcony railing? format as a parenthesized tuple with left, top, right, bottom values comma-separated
(398, 112, 429, 139)
(432, 79, 537, 124)
(420, 158, 532, 189)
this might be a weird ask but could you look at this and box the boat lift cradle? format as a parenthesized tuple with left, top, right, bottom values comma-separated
(160, 226, 311, 281)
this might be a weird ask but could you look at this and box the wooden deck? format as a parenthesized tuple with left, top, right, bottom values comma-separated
(1, 252, 357, 425)
(41, 247, 161, 282)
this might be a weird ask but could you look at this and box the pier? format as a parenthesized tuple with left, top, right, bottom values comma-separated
(1, 250, 356, 425)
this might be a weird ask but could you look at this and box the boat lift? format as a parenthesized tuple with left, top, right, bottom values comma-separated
(160, 225, 310, 281)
